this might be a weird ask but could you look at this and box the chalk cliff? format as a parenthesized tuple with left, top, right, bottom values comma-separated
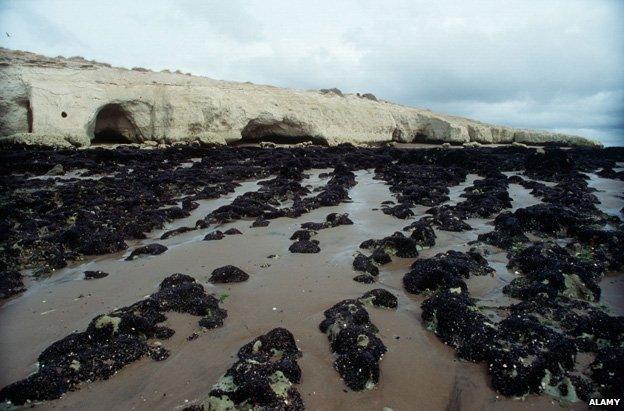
(0, 48, 600, 148)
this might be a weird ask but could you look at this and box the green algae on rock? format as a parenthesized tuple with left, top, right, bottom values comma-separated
(189, 328, 304, 411)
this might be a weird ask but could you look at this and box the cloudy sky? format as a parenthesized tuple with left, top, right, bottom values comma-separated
(1, 0, 622, 145)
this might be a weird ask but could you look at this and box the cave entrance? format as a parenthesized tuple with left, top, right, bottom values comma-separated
(236, 118, 327, 146)
(238, 133, 319, 145)
(92, 104, 137, 144)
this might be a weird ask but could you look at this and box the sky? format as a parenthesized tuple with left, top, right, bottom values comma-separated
(1, 0, 623, 146)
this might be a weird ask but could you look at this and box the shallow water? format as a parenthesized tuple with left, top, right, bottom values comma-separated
(1, 167, 620, 410)
(584, 172, 624, 218)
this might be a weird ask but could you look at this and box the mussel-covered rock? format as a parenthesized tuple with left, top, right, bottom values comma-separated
(197, 328, 304, 410)
(289, 239, 320, 254)
(353, 253, 379, 276)
(203, 231, 225, 241)
(125, 243, 168, 260)
(84, 270, 109, 280)
(404, 250, 492, 294)
(319, 299, 386, 390)
(209, 265, 250, 283)
(0, 270, 25, 299)
(359, 289, 398, 309)
(0, 274, 226, 405)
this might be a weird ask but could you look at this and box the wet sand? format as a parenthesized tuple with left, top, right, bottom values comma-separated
(3, 166, 616, 410)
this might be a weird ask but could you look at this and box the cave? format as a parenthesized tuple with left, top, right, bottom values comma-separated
(413, 132, 429, 143)
(236, 118, 327, 146)
(92, 104, 137, 144)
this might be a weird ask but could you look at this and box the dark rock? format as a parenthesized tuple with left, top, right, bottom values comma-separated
(300, 221, 326, 230)
(161, 226, 195, 239)
(0, 274, 226, 405)
(404, 266, 467, 294)
(125, 243, 168, 260)
(477, 211, 530, 250)
(382, 204, 414, 219)
(209, 265, 250, 283)
(371, 248, 391, 265)
(353, 274, 376, 284)
(513, 203, 598, 235)
(352, 253, 379, 276)
(359, 289, 397, 309)
(0, 270, 25, 299)
(404, 250, 492, 294)
(290, 230, 314, 241)
(360, 231, 420, 258)
(203, 231, 225, 241)
(84, 270, 109, 280)
(289, 240, 320, 254)
(590, 347, 624, 399)
(201, 328, 304, 410)
(325, 212, 353, 227)
(505, 242, 603, 302)
(404, 219, 436, 247)
(58, 222, 129, 256)
(181, 197, 199, 211)
(319, 299, 385, 390)
(423, 207, 472, 232)
(251, 218, 270, 227)
(301, 213, 353, 230)
(238, 327, 301, 362)
(421, 291, 498, 363)
(568, 225, 624, 270)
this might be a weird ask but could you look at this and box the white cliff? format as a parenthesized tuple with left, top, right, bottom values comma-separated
(0, 48, 600, 148)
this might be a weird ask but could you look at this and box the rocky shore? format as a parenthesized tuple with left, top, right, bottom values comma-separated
(0, 144, 622, 409)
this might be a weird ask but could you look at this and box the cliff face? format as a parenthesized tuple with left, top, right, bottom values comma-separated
(0, 48, 600, 147)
